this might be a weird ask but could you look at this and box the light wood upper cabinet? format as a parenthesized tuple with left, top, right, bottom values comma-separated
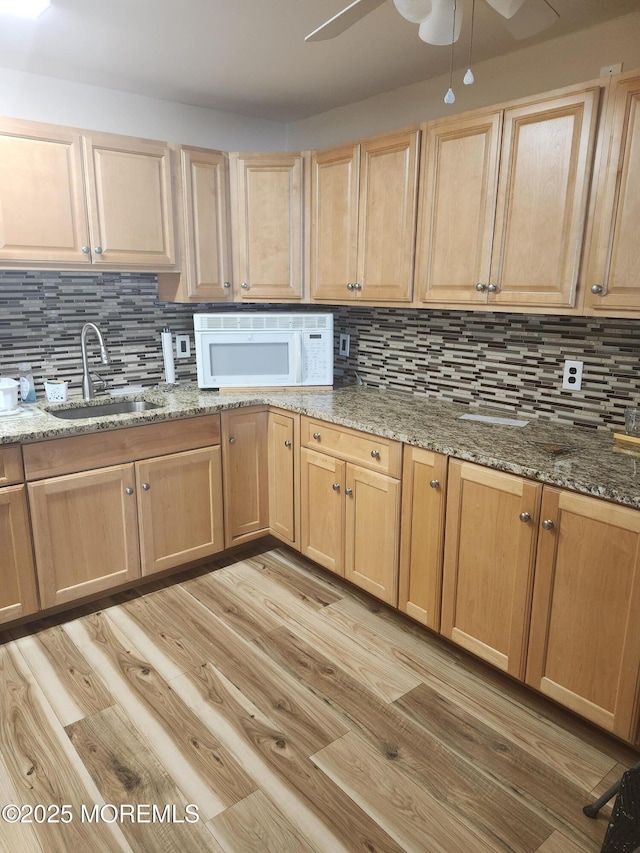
(417, 87, 599, 310)
(136, 446, 224, 576)
(311, 129, 420, 303)
(583, 73, 640, 315)
(527, 488, 640, 741)
(230, 151, 304, 301)
(158, 147, 233, 303)
(0, 484, 39, 625)
(441, 460, 542, 679)
(221, 408, 269, 546)
(268, 410, 299, 548)
(0, 120, 90, 266)
(399, 446, 448, 631)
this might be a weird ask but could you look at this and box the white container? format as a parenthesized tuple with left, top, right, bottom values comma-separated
(44, 379, 68, 403)
(0, 378, 20, 412)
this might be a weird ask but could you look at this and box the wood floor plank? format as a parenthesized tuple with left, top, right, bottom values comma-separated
(312, 731, 499, 853)
(256, 626, 553, 852)
(243, 550, 344, 609)
(216, 562, 423, 703)
(0, 750, 44, 853)
(66, 704, 221, 853)
(207, 789, 320, 853)
(0, 642, 131, 853)
(535, 830, 591, 853)
(121, 582, 350, 755)
(395, 682, 605, 850)
(65, 612, 256, 818)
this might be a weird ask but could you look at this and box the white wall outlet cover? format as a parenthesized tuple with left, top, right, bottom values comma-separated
(562, 359, 584, 391)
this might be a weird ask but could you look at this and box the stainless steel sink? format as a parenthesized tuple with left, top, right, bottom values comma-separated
(48, 400, 162, 420)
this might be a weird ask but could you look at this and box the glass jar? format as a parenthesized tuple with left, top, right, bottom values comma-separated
(18, 362, 36, 403)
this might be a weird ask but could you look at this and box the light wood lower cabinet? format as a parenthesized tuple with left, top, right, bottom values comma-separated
(0, 484, 39, 624)
(268, 410, 299, 548)
(29, 464, 142, 609)
(527, 487, 640, 740)
(441, 460, 542, 679)
(221, 408, 269, 546)
(300, 448, 345, 575)
(398, 447, 448, 631)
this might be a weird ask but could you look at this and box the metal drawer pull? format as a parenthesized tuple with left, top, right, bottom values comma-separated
(229, 437, 236, 443)
(332, 483, 340, 491)
(542, 519, 555, 530)
(346, 283, 355, 291)
(354, 283, 362, 291)
(223, 281, 231, 288)
(94, 246, 103, 254)
(591, 284, 603, 295)
(284, 440, 292, 447)
(345, 487, 353, 496)
(475, 282, 487, 291)
(241, 282, 250, 290)
(487, 284, 499, 293)
(82, 246, 90, 254)
(519, 512, 531, 522)
(142, 483, 150, 491)
(429, 479, 440, 489)
(125, 487, 133, 495)
(371, 450, 380, 459)
(313, 432, 321, 440)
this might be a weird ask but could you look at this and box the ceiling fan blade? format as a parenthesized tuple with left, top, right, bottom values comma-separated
(305, 0, 388, 42)
(498, 0, 559, 39)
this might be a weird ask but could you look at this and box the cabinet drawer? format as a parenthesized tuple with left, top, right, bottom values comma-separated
(0, 445, 24, 486)
(301, 417, 402, 477)
(24, 414, 221, 480)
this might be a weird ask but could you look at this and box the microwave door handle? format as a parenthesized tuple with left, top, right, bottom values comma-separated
(293, 333, 303, 384)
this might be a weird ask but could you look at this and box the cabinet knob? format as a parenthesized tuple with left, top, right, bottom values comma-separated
(475, 282, 487, 292)
(313, 432, 321, 440)
(542, 519, 555, 530)
(429, 479, 440, 489)
(346, 283, 355, 291)
(284, 440, 292, 447)
(487, 284, 499, 293)
(241, 282, 250, 290)
(94, 246, 103, 254)
(142, 482, 150, 491)
(81, 246, 90, 254)
(519, 511, 531, 522)
(332, 483, 340, 491)
(591, 284, 604, 295)
(229, 436, 236, 443)
(223, 281, 231, 288)
(371, 449, 380, 459)
(345, 487, 353, 496)
(354, 283, 362, 291)
(125, 487, 134, 495)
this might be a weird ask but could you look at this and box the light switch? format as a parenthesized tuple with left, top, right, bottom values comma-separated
(175, 334, 191, 359)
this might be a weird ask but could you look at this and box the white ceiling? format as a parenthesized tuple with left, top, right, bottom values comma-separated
(1, 0, 639, 122)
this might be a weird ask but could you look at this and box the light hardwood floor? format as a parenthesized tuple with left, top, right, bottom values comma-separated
(0, 543, 636, 852)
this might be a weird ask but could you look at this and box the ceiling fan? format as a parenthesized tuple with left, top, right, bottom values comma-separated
(305, 0, 559, 45)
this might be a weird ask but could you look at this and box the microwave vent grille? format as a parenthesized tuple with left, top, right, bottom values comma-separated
(194, 313, 332, 332)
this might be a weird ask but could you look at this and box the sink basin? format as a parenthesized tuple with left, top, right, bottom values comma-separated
(48, 400, 162, 420)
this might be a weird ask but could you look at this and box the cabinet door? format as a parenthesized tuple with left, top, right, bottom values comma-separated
(0, 119, 90, 266)
(584, 74, 640, 315)
(0, 485, 39, 625)
(177, 146, 233, 301)
(441, 461, 542, 679)
(300, 448, 345, 575)
(83, 132, 176, 268)
(344, 464, 401, 606)
(28, 464, 140, 609)
(527, 488, 640, 740)
(310, 144, 359, 302)
(489, 88, 599, 308)
(221, 409, 269, 546)
(416, 112, 501, 305)
(399, 447, 447, 630)
(268, 410, 298, 547)
(356, 129, 419, 302)
(231, 152, 303, 300)
(137, 446, 224, 576)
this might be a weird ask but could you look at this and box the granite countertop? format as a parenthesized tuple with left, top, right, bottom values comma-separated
(2, 383, 639, 509)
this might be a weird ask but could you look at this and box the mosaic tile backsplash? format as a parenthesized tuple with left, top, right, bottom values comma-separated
(0, 271, 639, 433)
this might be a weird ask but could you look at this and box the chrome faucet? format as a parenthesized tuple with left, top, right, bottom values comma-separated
(81, 322, 111, 400)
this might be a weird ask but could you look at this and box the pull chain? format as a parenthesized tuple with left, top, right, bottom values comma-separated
(444, 0, 457, 104)
(464, 0, 476, 84)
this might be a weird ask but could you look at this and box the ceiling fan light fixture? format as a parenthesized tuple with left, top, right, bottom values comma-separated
(392, 0, 433, 24)
(0, 0, 50, 17)
(419, 0, 462, 45)
(483, 0, 526, 19)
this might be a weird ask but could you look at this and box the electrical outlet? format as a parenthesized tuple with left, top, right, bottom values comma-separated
(175, 334, 191, 359)
(339, 333, 350, 357)
(562, 359, 583, 391)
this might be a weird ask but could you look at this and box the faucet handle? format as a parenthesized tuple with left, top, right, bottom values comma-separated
(90, 371, 108, 393)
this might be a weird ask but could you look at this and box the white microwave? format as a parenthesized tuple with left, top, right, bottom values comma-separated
(194, 312, 334, 389)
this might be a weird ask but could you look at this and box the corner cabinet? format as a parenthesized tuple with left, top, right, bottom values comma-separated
(0, 118, 177, 270)
(416, 87, 600, 310)
(229, 151, 304, 301)
(310, 129, 420, 303)
(158, 146, 233, 303)
(583, 72, 640, 316)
